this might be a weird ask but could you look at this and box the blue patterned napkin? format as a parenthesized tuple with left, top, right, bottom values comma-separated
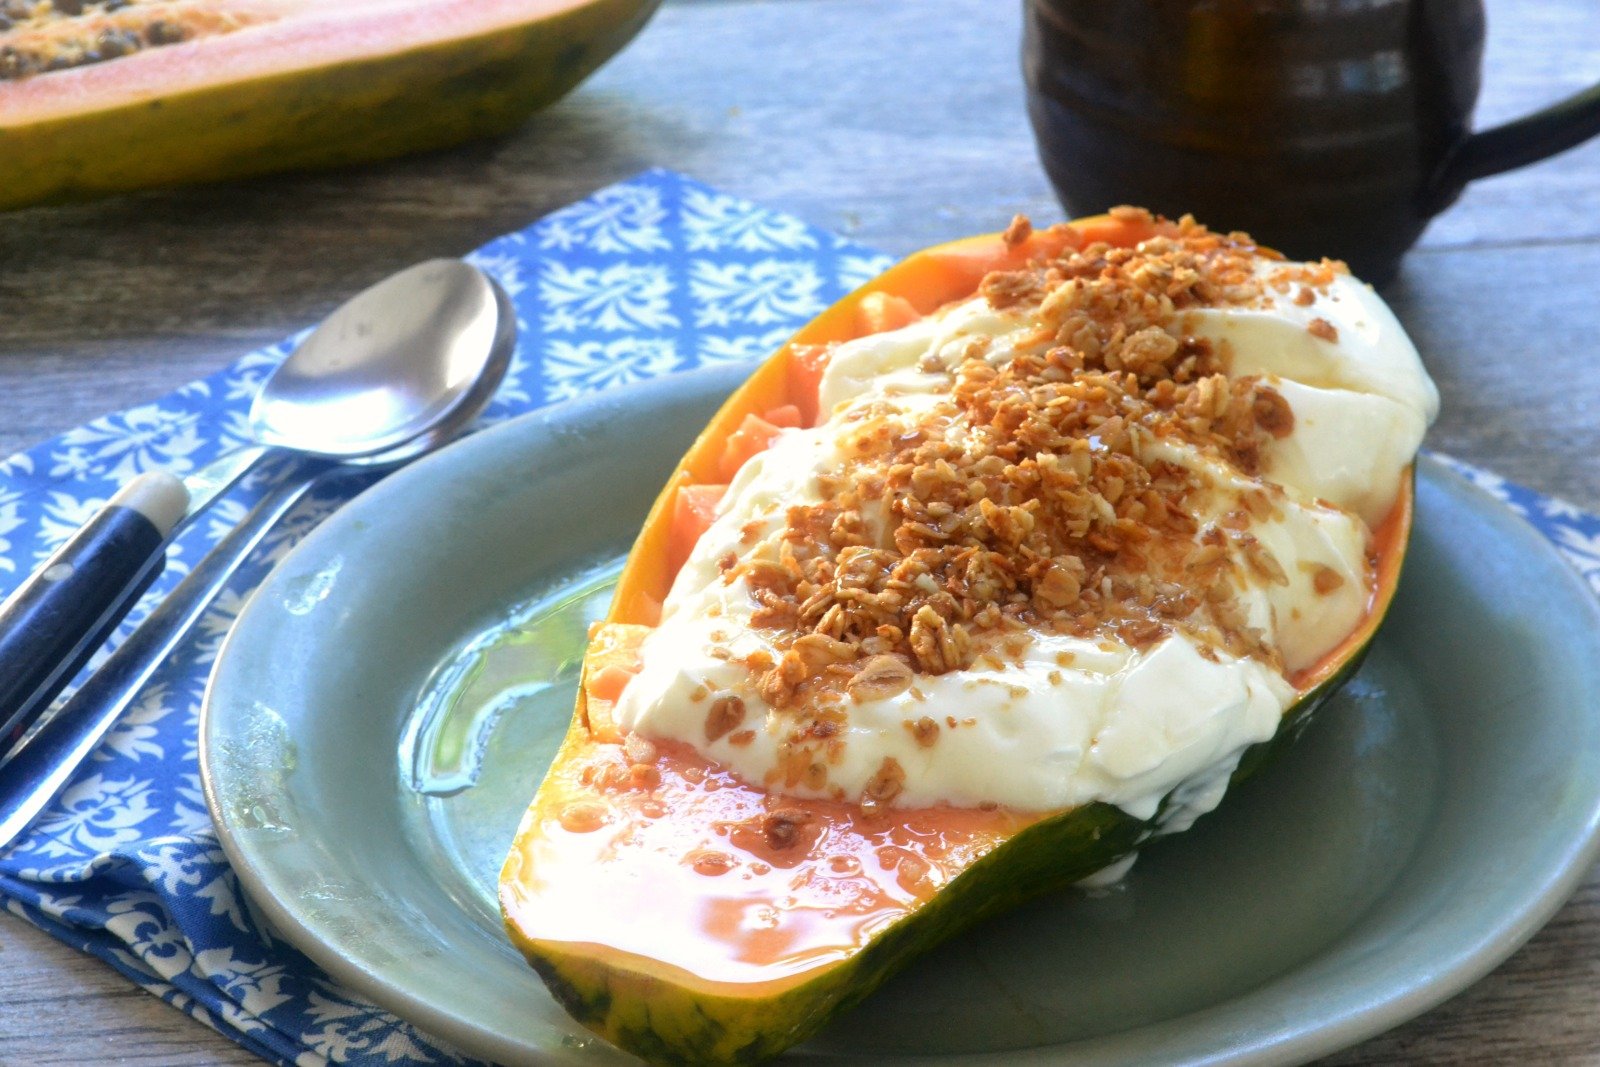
(1, 169, 1597, 1066)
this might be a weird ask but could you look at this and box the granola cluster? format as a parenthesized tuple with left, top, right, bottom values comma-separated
(723, 211, 1352, 728)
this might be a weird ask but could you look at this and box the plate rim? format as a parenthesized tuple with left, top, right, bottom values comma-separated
(201, 368, 1600, 1066)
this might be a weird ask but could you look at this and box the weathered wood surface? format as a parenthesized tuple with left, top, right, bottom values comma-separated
(3, 0, 1599, 1062)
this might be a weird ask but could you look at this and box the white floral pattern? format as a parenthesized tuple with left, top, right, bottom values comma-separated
(1553, 524, 1600, 595)
(696, 328, 796, 366)
(0, 496, 22, 573)
(690, 260, 825, 327)
(26, 773, 160, 858)
(462, 253, 528, 299)
(1433, 452, 1529, 516)
(194, 947, 295, 1020)
(96, 683, 174, 763)
(544, 338, 682, 401)
(47, 404, 207, 484)
(837, 251, 897, 290)
(2, 169, 1595, 1067)
(34, 489, 115, 561)
(535, 183, 670, 254)
(683, 187, 818, 252)
(539, 261, 677, 333)
(300, 989, 466, 1064)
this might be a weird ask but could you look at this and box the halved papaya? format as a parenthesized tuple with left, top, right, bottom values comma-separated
(0, 0, 658, 210)
(500, 218, 1415, 1065)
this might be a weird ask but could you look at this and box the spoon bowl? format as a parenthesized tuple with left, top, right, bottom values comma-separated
(252, 260, 517, 459)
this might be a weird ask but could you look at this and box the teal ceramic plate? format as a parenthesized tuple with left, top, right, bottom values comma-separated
(202, 364, 1600, 1067)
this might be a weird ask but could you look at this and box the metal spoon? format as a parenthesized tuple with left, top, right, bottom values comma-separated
(0, 259, 515, 758)
(184, 257, 517, 515)
(0, 265, 515, 846)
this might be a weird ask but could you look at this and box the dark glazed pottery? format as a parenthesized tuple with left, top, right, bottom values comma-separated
(1024, 0, 1600, 282)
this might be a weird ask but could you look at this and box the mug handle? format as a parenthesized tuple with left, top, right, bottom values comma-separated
(1431, 81, 1600, 200)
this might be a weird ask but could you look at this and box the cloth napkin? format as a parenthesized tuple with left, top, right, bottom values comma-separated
(1, 169, 1597, 1067)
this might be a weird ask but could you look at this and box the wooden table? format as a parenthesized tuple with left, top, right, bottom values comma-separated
(3, 0, 1599, 1062)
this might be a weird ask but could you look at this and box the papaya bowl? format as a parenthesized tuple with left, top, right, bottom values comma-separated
(201, 362, 1600, 1066)
(501, 214, 1439, 1063)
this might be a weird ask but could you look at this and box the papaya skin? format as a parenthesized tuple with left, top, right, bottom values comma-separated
(509, 791, 1148, 1066)
(501, 216, 1415, 1066)
(0, 0, 658, 210)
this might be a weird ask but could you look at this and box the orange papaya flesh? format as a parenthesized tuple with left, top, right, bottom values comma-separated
(785, 345, 831, 427)
(761, 403, 802, 429)
(0, 0, 659, 210)
(718, 413, 786, 481)
(501, 216, 1413, 1066)
(578, 622, 649, 743)
(668, 483, 727, 576)
(856, 291, 923, 334)
(505, 737, 1037, 986)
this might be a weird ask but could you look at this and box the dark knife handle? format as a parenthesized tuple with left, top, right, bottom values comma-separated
(0, 459, 334, 847)
(0, 471, 188, 755)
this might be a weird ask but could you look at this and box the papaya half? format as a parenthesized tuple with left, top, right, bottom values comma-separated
(500, 215, 1417, 1065)
(0, 0, 658, 210)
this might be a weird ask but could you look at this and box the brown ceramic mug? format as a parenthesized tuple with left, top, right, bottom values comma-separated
(1024, 0, 1600, 282)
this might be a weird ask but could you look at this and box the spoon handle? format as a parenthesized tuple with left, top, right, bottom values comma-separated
(0, 459, 333, 848)
(182, 443, 274, 519)
(0, 471, 188, 756)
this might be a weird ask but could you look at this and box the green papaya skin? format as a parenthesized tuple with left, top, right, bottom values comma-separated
(523, 795, 1149, 1066)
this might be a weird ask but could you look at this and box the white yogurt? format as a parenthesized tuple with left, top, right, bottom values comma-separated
(614, 255, 1435, 826)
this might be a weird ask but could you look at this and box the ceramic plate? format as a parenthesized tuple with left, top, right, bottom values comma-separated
(202, 364, 1600, 1066)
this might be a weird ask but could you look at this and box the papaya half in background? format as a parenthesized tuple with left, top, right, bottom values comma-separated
(0, 0, 659, 209)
